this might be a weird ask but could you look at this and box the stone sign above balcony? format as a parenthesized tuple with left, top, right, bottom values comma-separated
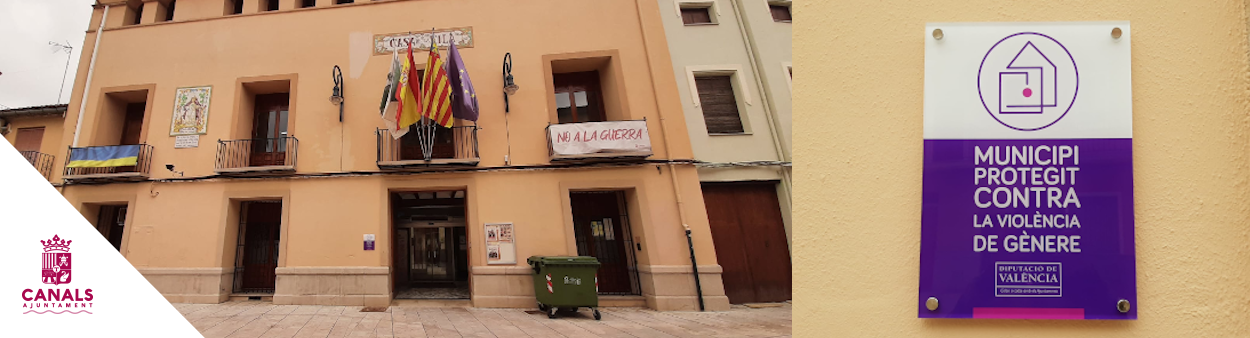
(373, 27, 474, 56)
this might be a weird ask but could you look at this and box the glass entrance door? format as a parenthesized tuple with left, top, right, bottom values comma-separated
(410, 227, 454, 282)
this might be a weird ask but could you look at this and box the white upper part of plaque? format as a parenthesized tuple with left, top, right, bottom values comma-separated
(924, 22, 1132, 140)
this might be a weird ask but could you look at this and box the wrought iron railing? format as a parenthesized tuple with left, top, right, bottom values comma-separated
(215, 136, 299, 171)
(19, 151, 54, 179)
(63, 144, 153, 178)
(376, 126, 479, 164)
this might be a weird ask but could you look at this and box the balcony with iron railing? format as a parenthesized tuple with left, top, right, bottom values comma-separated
(215, 136, 299, 175)
(546, 120, 653, 162)
(19, 151, 55, 180)
(376, 126, 479, 170)
(63, 144, 154, 182)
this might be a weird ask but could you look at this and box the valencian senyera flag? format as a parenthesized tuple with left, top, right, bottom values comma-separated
(421, 38, 454, 128)
(446, 42, 478, 122)
(390, 42, 424, 139)
(66, 145, 141, 168)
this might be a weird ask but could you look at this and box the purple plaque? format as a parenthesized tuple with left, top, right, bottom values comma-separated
(922, 23, 1135, 320)
(920, 139, 1136, 319)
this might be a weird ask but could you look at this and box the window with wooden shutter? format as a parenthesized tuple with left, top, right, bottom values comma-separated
(696, 76, 745, 134)
(681, 7, 713, 25)
(14, 127, 45, 153)
(770, 4, 792, 22)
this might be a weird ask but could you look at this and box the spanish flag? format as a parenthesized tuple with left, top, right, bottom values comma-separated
(393, 42, 424, 136)
(421, 39, 454, 128)
(66, 145, 140, 168)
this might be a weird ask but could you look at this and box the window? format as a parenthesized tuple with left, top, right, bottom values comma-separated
(164, 0, 176, 21)
(301, 0, 316, 8)
(553, 71, 606, 124)
(265, 0, 279, 11)
(770, 4, 792, 22)
(227, 0, 243, 15)
(14, 127, 45, 153)
(695, 75, 745, 134)
(681, 7, 713, 25)
(131, 4, 143, 25)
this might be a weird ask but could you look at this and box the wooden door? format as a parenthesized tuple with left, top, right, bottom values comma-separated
(96, 205, 126, 251)
(14, 127, 44, 153)
(238, 202, 281, 292)
(570, 191, 636, 294)
(702, 182, 792, 304)
(394, 228, 410, 288)
(120, 102, 145, 145)
(250, 94, 290, 167)
(114, 103, 146, 173)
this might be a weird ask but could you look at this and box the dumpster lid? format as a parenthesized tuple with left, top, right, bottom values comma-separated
(527, 256, 600, 265)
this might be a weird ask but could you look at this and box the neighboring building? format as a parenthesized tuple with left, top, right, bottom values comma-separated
(656, 0, 792, 304)
(12, 0, 732, 311)
(1, 104, 67, 182)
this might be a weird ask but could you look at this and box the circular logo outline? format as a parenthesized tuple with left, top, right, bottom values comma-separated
(977, 32, 1079, 131)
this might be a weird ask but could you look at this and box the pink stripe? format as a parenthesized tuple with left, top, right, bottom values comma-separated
(972, 307, 1084, 319)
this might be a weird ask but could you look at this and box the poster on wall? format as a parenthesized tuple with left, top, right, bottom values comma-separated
(484, 222, 516, 265)
(919, 22, 1135, 320)
(169, 86, 212, 136)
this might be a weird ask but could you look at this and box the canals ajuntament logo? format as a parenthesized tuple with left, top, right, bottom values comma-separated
(22, 235, 94, 314)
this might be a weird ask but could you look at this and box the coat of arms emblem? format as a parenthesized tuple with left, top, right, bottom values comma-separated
(41, 235, 72, 285)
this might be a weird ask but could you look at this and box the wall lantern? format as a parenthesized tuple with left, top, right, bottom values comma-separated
(330, 65, 344, 121)
(502, 53, 519, 113)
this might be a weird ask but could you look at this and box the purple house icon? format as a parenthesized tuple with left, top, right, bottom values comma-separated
(999, 41, 1058, 114)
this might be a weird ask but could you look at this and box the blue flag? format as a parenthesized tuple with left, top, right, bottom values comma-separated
(447, 43, 479, 121)
(67, 145, 140, 168)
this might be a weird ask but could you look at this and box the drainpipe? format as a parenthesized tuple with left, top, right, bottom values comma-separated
(72, 5, 109, 147)
(729, 0, 791, 186)
(684, 224, 705, 311)
(730, 0, 792, 247)
(634, 0, 704, 311)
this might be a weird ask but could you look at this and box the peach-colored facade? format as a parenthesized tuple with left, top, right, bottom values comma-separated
(28, 0, 731, 311)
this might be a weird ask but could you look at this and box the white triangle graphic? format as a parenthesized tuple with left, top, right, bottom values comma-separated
(0, 140, 201, 336)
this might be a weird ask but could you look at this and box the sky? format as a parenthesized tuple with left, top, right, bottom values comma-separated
(0, 0, 95, 109)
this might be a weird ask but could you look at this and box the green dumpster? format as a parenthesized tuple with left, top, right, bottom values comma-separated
(528, 256, 602, 320)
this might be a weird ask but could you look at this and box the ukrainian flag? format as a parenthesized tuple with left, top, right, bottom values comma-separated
(66, 145, 141, 168)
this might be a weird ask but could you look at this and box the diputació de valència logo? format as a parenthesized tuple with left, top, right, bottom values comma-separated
(977, 32, 1079, 131)
(22, 235, 94, 314)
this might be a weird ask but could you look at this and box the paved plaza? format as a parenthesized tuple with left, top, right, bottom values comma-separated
(175, 301, 792, 338)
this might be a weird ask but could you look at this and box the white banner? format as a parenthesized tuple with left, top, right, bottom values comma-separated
(548, 120, 652, 156)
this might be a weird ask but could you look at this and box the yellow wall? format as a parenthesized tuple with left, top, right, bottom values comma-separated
(800, 0, 1250, 336)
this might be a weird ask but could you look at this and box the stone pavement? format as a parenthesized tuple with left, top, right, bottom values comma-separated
(175, 301, 792, 338)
